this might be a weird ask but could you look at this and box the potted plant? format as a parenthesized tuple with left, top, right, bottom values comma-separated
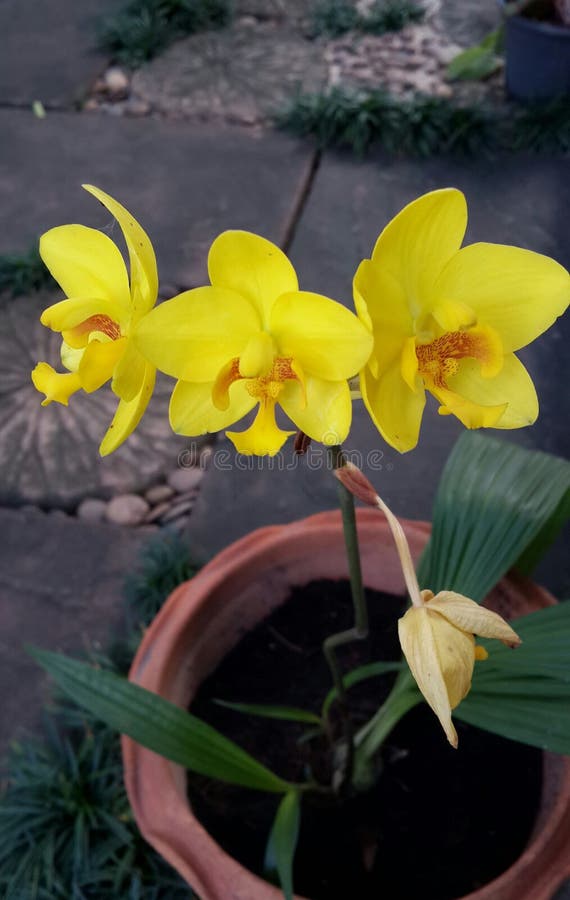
(30, 184, 570, 899)
(502, 0, 570, 99)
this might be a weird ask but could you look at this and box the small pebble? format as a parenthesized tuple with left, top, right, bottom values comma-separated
(124, 97, 151, 117)
(167, 467, 204, 493)
(144, 500, 173, 524)
(145, 484, 175, 505)
(104, 66, 129, 95)
(160, 498, 195, 524)
(77, 498, 107, 523)
(106, 494, 149, 526)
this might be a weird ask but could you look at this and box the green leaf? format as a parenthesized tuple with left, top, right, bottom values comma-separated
(455, 601, 570, 753)
(417, 433, 570, 601)
(322, 661, 403, 719)
(455, 693, 570, 754)
(214, 700, 322, 727)
(447, 29, 503, 81)
(30, 648, 290, 794)
(264, 792, 301, 900)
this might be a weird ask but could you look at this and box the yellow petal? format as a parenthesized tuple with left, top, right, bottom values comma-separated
(427, 591, 522, 648)
(440, 353, 538, 430)
(353, 258, 413, 375)
(61, 341, 84, 373)
(435, 243, 569, 352)
(398, 607, 458, 748)
(227, 401, 294, 456)
(239, 332, 276, 378)
(134, 287, 261, 383)
(360, 361, 426, 453)
(270, 291, 373, 381)
(99, 363, 155, 456)
(83, 185, 159, 317)
(208, 231, 298, 327)
(112, 339, 147, 402)
(78, 338, 127, 393)
(32, 362, 81, 406)
(430, 611, 476, 709)
(40, 296, 126, 335)
(40, 226, 130, 312)
(371, 188, 467, 317)
(280, 376, 352, 445)
(169, 379, 256, 436)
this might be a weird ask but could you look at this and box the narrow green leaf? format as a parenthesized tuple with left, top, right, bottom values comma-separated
(214, 700, 322, 727)
(322, 661, 403, 719)
(265, 792, 301, 900)
(455, 692, 570, 755)
(30, 648, 290, 794)
(417, 433, 570, 601)
(516, 489, 570, 576)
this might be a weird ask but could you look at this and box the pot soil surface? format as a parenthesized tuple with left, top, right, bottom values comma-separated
(189, 580, 542, 900)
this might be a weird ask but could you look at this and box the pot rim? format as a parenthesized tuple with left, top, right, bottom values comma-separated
(507, 12, 570, 37)
(123, 510, 570, 900)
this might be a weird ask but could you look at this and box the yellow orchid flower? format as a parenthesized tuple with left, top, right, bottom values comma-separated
(354, 188, 570, 452)
(398, 589, 521, 748)
(135, 231, 373, 456)
(31, 185, 159, 456)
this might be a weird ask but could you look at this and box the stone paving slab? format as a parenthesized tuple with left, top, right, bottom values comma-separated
(0, 508, 146, 761)
(0, 0, 123, 108)
(0, 290, 192, 508)
(0, 109, 314, 288)
(131, 22, 328, 125)
(186, 151, 569, 597)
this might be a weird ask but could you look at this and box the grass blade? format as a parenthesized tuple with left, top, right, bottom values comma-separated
(214, 700, 322, 727)
(265, 792, 301, 900)
(30, 648, 290, 794)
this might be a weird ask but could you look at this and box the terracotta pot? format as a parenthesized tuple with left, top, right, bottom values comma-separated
(123, 509, 570, 900)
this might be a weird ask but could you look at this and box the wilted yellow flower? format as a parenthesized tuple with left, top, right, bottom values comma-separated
(31, 185, 158, 456)
(334, 461, 522, 748)
(398, 590, 521, 747)
(354, 188, 569, 452)
(135, 231, 373, 456)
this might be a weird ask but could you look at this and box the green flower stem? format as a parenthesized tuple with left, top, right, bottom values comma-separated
(323, 445, 369, 713)
(352, 681, 421, 789)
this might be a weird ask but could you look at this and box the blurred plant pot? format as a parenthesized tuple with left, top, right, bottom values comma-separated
(504, 12, 570, 99)
(122, 509, 570, 900)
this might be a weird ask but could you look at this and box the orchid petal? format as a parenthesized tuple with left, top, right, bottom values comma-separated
(78, 338, 127, 393)
(83, 185, 159, 317)
(371, 188, 467, 316)
(435, 243, 569, 352)
(99, 363, 156, 456)
(208, 231, 298, 327)
(437, 353, 538, 430)
(227, 402, 294, 456)
(134, 287, 261, 383)
(271, 291, 373, 381)
(427, 592, 521, 647)
(112, 340, 147, 402)
(280, 376, 352, 446)
(360, 362, 426, 453)
(398, 607, 459, 748)
(40, 226, 130, 312)
(31, 363, 82, 406)
(169, 379, 256, 436)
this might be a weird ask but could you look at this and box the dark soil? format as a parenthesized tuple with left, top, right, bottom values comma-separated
(189, 580, 542, 900)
